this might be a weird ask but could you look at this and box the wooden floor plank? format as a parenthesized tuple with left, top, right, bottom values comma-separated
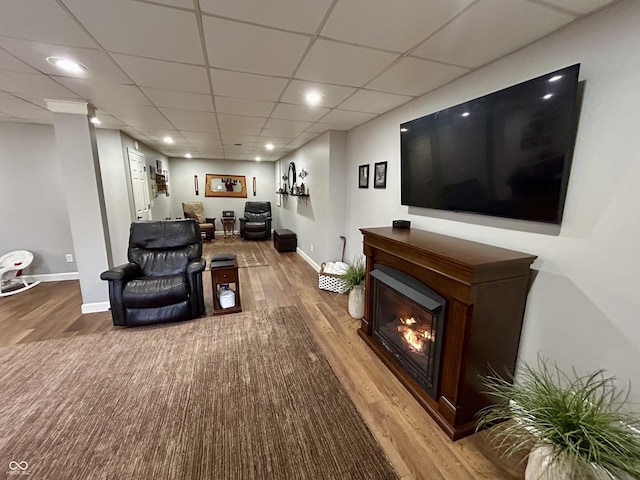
(0, 238, 523, 479)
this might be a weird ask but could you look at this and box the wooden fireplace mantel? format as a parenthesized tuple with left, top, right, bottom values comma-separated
(358, 227, 537, 440)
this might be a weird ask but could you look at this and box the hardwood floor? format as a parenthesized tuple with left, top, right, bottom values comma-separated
(0, 238, 523, 480)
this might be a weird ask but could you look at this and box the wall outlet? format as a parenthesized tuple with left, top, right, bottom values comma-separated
(310, 244, 314, 252)
(65, 254, 74, 263)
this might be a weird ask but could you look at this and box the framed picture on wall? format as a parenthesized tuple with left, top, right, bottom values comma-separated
(359, 164, 369, 188)
(374, 161, 387, 189)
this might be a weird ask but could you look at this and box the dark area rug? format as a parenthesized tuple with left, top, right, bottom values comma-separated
(207, 240, 268, 268)
(0, 306, 399, 480)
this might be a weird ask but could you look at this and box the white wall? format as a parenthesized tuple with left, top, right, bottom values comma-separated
(277, 131, 347, 267)
(345, 1, 640, 401)
(168, 157, 276, 233)
(0, 123, 76, 275)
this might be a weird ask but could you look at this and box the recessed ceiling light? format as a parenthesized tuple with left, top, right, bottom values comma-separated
(185, 153, 192, 158)
(461, 112, 470, 117)
(543, 93, 553, 100)
(255, 156, 261, 161)
(549, 75, 563, 82)
(90, 116, 100, 124)
(305, 91, 323, 106)
(46, 56, 87, 74)
(265, 143, 274, 151)
(400, 128, 408, 133)
(163, 136, 174, 144)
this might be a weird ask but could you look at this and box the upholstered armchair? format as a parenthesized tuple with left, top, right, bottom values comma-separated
(239, 201, 272, 240)
(100, 219, 206, 327)
(182, 201, 215, 241)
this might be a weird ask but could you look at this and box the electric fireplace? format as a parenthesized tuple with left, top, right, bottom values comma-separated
(370, 266, 445, 400)
(358, 227, 536, 440)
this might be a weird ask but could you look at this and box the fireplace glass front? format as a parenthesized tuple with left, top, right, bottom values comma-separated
(370, 266, 446, 400)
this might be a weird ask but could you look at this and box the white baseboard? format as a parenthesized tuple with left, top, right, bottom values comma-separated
(24, 272, 79, 282)
(81, 301, 110, 314)
(297, 248, 320, 272)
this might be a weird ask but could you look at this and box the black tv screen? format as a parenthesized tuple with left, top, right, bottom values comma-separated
(400, 64, 580, 224)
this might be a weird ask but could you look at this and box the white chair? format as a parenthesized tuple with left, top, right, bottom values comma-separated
(0, 250, 40, 297)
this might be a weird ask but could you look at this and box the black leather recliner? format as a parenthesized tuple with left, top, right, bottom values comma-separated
(100, 219, 206, 327)
(239, 201, 272, 239)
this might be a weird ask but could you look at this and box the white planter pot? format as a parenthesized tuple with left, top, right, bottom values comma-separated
(525, 445, 613, 480)
(348, 285, 365, 319)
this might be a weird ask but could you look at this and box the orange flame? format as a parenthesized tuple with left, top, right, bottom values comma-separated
(398, 317, 433, 353)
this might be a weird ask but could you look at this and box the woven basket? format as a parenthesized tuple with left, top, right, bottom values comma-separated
(318, 262, 348, 293)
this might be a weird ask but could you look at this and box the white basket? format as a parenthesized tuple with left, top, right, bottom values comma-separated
(318, 262, 348, 293)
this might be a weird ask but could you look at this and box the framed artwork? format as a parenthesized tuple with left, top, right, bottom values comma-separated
(374, 161, 387, 189)
(358, 164, 369, 188)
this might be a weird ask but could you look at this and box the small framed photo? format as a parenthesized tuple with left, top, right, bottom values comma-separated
(358, 164, 369, 188)
(374, 161, 387, 189)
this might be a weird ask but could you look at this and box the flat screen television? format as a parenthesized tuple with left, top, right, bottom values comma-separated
(400, 64, 580, 224)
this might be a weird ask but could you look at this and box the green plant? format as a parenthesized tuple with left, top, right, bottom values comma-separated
(477, 357, 640, 479)
(341, 256, 366, 292)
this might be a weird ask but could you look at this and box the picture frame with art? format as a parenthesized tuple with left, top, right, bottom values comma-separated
(374, 161, 387, 189)
(358, 164, 369, 188)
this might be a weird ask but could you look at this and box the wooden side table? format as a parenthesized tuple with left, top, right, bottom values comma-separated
(210, 255, 241, 315)
(221, 216, 236, 238)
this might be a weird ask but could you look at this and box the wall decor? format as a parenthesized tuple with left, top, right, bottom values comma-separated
(374, 161, 387, 189)
(156, 173, 167, 193)
(205, 174, 247, 198)
(149, 165, 156, 180)
(156, 159, 162, 173)
(359, 164, 369, 188)
(194, 175, 199, 195)
(253, 176, 256, 196)
(287, 162, 296, 193)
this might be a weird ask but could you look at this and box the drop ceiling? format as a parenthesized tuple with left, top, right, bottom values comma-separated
(0, 0, 616, 161)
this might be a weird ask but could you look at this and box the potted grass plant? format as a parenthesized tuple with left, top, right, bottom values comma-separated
(477, 357, 640, 480)
(342, 256, 366, 319)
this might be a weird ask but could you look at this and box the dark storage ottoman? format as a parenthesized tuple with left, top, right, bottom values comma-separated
(274, 229, 297, 253)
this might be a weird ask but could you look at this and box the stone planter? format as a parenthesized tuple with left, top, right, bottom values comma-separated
(525, 445, 612, 480)
(348, 285, 365, 319)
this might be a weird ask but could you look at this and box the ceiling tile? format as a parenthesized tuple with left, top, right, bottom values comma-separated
(210, 69, 288, 101)
(264, 118, 311, 135)
(217, 113, 267, 128)
(0, 37, 130, 83)
(412, 0, 576, 68)
(296, 39, 399, 87)
(139, 0, 194, 8)
(199, 0, 331, 33)
(0, 91, 49, 118)
(259, 129, 298, 141)
(338, 89, 413, 114)
(218, 125, 263, 136)
(93, 113, 127, 128)
(321, 0, 473, 52)
(319, 109, 376, 126)
(63, 0, 204, 64)
(172, 120, 218, 132)
(0, 71, 78, 98)
(159, 108, 217, 124)
(203, 17, 309, 77)
(56, 77, 149, 106)
(280, 80, 356, 108)
(143, 88, 214, 111)
(0, 49, 38, 73)
(0, 0, 97, 48)
(306, 122, 352, 132)
(271, 103, 329, 122)
(366, 57, 468, 96)
(108, 106, 173, 128)
(112, 54, 210, 94)
(541, 0, 616, 14)
(214, 97, 274, 117)
(220, 134, 259, 146)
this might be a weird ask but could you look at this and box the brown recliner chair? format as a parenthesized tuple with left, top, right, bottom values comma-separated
(182, 202, 215, 241)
